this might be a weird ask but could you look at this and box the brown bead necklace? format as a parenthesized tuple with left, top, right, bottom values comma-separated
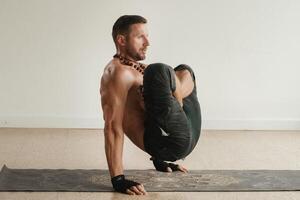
(113, 54, 147, 75)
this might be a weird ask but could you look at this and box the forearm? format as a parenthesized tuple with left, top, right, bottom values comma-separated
(104, 128, 124, 177)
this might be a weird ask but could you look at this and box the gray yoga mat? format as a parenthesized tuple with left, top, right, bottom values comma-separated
(0, 164, 300, 192)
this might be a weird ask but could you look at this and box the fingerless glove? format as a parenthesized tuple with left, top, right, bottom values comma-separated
(111, 174, 140, 193)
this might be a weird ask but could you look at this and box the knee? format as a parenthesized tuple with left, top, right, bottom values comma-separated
(144, 63, 175, 85)
(143, 62, 176, 95)
(144, 63, 172, 76)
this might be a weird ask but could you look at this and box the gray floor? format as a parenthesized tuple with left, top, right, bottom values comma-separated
(0, 128, 300, 199)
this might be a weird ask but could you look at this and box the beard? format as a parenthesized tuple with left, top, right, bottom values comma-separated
(125, 46, 146, 61)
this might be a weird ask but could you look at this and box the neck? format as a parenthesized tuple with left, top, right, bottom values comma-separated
(116, 50, 137, 62)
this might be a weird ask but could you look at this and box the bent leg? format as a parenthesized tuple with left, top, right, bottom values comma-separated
(143, 63, 190, 161)
(174, 64, 202, 156)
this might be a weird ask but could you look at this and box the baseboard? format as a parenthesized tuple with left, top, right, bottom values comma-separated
(0, 115, 300, 130)
(204, 119, 300, 130)
(0, 115, 103, 129)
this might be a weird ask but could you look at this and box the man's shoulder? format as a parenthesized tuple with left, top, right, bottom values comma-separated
(101, 59, 135, 86)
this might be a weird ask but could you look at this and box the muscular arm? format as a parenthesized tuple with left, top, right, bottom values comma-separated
(100, 67, 147, 195)
(100, 68, 133, 177)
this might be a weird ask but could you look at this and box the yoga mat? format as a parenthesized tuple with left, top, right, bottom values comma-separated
(1, 164, 300, 192)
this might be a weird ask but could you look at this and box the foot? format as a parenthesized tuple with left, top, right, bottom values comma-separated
(175, 69, 195, 98)
(150, 157, 188, 173)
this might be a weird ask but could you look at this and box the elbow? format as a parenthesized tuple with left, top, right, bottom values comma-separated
(104, 121, 123, 136)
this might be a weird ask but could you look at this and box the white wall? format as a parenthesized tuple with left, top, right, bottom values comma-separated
(0, 0, 299, 130)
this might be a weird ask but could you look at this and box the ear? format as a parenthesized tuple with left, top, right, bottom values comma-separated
(116, 34, 126, 47)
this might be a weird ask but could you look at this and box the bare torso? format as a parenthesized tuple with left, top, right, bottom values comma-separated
(101, 58, 146, 152)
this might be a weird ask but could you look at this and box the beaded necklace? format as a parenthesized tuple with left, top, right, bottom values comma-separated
(113, 54, 147, 75)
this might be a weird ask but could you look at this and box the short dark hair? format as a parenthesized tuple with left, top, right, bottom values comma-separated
(112, 15, 147, 44)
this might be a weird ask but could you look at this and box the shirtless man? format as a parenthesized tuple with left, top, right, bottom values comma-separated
(100, 15, 201, 195)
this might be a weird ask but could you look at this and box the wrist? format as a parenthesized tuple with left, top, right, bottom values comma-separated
(111, 174, 125, 182)
(111, 174, 125, 184)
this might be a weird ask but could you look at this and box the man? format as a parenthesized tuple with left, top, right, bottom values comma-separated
(100, 15, 201, 195)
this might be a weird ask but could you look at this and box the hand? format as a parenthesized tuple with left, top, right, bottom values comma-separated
(125, 183, 147, 195)
(111, 174, 147, 195)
